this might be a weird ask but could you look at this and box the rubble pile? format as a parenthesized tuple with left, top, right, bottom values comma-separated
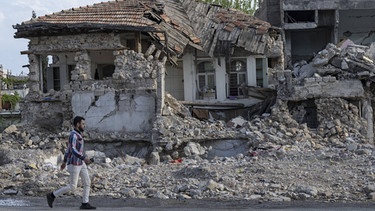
(1, 94, 375, 203)
(293, 40, 375, 82)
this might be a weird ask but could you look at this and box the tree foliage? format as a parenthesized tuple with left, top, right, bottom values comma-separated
(201, 0, 259, 15)
(2, 92, 21, 111)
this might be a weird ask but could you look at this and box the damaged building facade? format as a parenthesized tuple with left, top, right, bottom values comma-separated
(13, 0, 282, 141)
(256, 0, 375, 66)
(256, 0, 375, 145)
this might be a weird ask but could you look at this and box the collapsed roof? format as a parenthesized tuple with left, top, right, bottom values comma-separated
(13, 0, 271, 61)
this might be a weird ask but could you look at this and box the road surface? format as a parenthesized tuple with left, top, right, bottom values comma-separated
(0, 196, 374, 210)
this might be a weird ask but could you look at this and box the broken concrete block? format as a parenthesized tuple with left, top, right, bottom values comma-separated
(227, 116, 247, 128)
(148, 152, 160, 165)
(304, 77, 315, 84)
(312, 43, 338, 67)
(337, 39, 354, 50)
(297, 63, 317, 81)
(341, 60, 349, 70)
(322, 77, 330, 83)
(4, 125, 18, 134)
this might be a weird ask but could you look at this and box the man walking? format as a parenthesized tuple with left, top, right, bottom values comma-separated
(46, 116, 96, 209)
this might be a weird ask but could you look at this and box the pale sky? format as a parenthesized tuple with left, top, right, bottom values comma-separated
(0, 0, 103, 76)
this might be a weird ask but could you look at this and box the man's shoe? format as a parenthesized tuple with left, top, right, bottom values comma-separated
(46, 193, 54, 208)
(80, 203, 96, 210)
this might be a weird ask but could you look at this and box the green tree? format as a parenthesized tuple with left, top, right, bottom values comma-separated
(201, 0, 259, 15)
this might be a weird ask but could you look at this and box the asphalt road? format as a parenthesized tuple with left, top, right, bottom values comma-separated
(0, 196, 374, 211)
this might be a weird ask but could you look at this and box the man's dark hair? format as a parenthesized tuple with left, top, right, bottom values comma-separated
(73, 116, 85, 127)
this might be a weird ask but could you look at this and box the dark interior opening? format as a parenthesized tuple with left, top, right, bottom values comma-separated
(288, 99, 318, 129)
(285, 10, 315, 23)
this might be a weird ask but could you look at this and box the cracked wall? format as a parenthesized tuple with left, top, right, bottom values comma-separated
(72, 90, 155, 133)
(22, 33, 164, 137)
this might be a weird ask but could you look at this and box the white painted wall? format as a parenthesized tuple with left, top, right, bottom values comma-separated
(214, 57, 227, 100)
(71, 91, 155, 133)
(183, 54, 269, 100)
(183, 52, 195, 101)
(165, 61, 184, 100)
(247, 57, 257, 86)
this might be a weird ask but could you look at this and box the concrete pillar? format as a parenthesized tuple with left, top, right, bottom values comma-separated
(73, 50, 92, 81)
(59, 54, 68, 88)
(334, 9, 339, 44)
(247, 57, 256, 86)
(28, 54, 41, 92)
(183, 52, 195, 101)
(214, 57, 227, 100)
(156, 63, 165, 115)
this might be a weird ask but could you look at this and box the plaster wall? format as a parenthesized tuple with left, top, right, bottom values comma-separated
(338, 9, 375, 45)
(247, 57, 257, 86)
(72, 91, 155, 133)
(183, 52, 195, 101)
(214, 57, 226, 100)
(23, 32, 163, 136)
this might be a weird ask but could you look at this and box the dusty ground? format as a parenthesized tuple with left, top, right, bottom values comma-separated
(1, 97, 375, 205)
(1, 196, 375, 210)
(1, 139, 375, 204)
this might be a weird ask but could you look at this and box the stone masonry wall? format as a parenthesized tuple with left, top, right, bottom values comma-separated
(316, 98, 367, 141)
(28, 33, 121, 52)
(22, 33, 164, 138)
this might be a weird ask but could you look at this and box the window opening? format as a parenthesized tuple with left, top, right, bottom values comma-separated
(197, 61, 216, 100)
(229, 59, 246, 96)
(256, 58, 265, 87)
(53, 67, 60, 91)
(67, 65, 75, 82)
(288, 99, 318, 129)
(285, 10, 315, 23)
(95, 64, 115, 80)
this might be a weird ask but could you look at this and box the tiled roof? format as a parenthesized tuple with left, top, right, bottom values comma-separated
(18, 0, 157, 29)
(182, 0, 271, 55)
(14, 0, 272, 57)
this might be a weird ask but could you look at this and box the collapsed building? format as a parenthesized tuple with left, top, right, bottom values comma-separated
(256, 0, 375, 66)
(12, 0, 283, 158)
(255, 0, 375, 145)
(3, 0, 375, 202)
(12, 0, 375, 162)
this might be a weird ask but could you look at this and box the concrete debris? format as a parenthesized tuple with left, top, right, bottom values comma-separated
(1, 92, 375, 203)
(293, 40, 375, 82)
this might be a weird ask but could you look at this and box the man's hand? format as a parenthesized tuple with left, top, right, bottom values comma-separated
(84, 157, 92, 164)
(60, 162, 66, 170)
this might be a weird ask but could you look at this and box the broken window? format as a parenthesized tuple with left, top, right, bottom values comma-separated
(44, 55, 61, 92)
(52, 67, 60, 91)
(89, 51, 115, 80)
(288, 99, 318, 129)
(228, 59, 246, 96)
(197, 61, 216, 100)
(67, 65, 75, 82)
(256, 58, 267, 87)
(95, 64, 115, 80)
(120, 32, 145, 53)
(285, 10, 315, 23)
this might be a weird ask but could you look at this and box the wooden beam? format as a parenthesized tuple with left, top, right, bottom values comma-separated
(145, 43, 156, 57)
(135, 32, 142, 53)
(154, 50, 162, 59)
